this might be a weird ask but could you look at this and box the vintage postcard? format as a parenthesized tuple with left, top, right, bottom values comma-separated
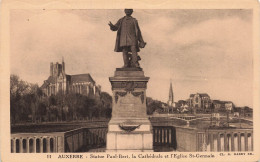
(0, 0, 259, 162)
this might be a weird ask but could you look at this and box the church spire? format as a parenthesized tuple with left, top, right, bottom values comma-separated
(167, 80, 174, 107)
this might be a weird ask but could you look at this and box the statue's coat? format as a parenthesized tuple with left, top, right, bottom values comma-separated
(110, 16, 144, 52)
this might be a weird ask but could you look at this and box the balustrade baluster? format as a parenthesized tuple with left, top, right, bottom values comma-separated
(91, 132, 93, 146)
(97, 130, 99, 144)
(166, 128, 169, 144)
(40, 138, 43, 153)
(92, 131, 95, 146)
(78, 133, 80, 150)
(224, 133, 228, 151)
(33, 138, 37, 153)
(160, 128, 162, 144)
(72, 134, 74, 152)
(104, 130, 107, 143)
(217, 134, 221, 152)
(154, 128, 156, 143)
(83, 130, 86, 146)
(53, 137, 57, 152)
(155, 128, 158, 143)
(231, 133, 234, 151)
(19, 138, 23, 153)
(245, 132, 248, 151)
(238, 133, 241, 151)
(46, 137, 50, 153)
(169, 129, 172, 144)
(210, 133, 214, 151)
(26, 138, 30, 153)
(251, 132, 253, 151)
(13, 139, 16, 153)
(162, 128, 164, 143)
(101, 129, 105, 145)
(152, 128, 155, 143)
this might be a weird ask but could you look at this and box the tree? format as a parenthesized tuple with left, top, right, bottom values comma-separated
(65, 93, 79, 120)
(146, 97, 165, 115)
(99, 92, 112, 118)
(10, 74, 30, 124)
(28, 83, 44, 123)
(10, 74, 45, 124)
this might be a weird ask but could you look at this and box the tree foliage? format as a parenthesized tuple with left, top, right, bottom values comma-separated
(10, 74, 44, 124)
(10, 74, 112, 124)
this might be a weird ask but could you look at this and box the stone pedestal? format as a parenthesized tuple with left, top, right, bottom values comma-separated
(106, 68, 153, 152)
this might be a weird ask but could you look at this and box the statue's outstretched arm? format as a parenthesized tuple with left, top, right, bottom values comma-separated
(109, 19, 120, 31)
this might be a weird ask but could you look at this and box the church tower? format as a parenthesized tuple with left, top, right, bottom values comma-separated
(167, 81, 174, 107)
(62, 56, 65, 75)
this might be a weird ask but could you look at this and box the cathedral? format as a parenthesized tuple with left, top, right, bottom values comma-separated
(188, 93, 211, 113)
(41, 58, 100, 97)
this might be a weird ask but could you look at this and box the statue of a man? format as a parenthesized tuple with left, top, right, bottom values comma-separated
(108, 9, 146, 68)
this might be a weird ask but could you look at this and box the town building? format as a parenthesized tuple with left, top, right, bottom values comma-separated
(41, 58, 100, 97)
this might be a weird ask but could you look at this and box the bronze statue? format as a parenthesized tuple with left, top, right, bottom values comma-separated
(108, 9, 146, 68)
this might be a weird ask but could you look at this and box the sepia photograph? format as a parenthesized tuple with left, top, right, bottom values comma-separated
(1, 0, 259, 161)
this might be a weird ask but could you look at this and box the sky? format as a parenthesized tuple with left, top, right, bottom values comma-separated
(10, 9, 253, 107)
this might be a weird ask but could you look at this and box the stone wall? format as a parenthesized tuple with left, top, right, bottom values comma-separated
(175, 127, 198, 152)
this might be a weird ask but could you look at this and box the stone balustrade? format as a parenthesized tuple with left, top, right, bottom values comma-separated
(11, 127, 108, 153)
(152, 126, 253, 152)
(11, 125, 252, 153)
(199, 128, 253, 152)
(153, 126, 177, 149)
(11, 132, 64, 153)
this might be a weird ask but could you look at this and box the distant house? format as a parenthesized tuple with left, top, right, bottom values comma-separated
(41, 59, 100, 97)
(212, 100, 234, 113)
(234, 112, 239, 117)
(212, 113, 220, 119)
(225, 102, 233, 111)
(234, 106, 253, 117)
(212, 100, 221, 112)
(188, 93, 211, 113)
(177, 100, 188, 107)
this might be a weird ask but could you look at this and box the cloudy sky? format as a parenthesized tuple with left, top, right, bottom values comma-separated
(10, 9, 253, 107)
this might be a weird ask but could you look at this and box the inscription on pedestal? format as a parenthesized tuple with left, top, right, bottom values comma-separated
(113, 92, 146, 118)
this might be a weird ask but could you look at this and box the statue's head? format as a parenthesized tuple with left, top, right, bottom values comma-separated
(124, 9, 133, 16)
